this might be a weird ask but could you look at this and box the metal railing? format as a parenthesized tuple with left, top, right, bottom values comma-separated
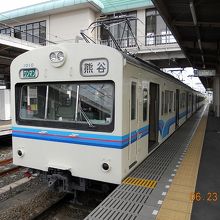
(98, 37, 137, 49)
(98, 34, 177, 49)
(145, 34, 176, 46)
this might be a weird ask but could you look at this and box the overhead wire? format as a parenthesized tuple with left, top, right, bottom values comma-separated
(81, 0, 144, 49)
(0, 0, 175, 63)
(100, 0, 171, 63)
(97, 0, 169, 63)
(102, 0, 147, 46)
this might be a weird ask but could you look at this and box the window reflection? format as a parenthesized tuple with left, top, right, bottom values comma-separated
(0, 21, 46, 46)
(20, 82, 114, 126)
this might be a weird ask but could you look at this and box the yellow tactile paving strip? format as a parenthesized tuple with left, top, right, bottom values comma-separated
(123, 177, 157, 188)
(156, 107, 208, 220)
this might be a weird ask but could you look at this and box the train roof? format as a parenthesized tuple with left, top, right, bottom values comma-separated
(123, 52, 202, 95)
(12, 42, 203, 96)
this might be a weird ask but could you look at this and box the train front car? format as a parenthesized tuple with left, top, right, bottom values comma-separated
(11, 43, 124, 192)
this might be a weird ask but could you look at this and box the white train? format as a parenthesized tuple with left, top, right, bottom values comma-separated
(11, 43, 205, 192)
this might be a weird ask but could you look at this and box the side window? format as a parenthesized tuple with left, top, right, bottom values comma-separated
(131, 82, 136, 120)
(169, 91, 173, 113)
(161, 91, 164, 115)
(165, 90, 174, 113)
(182, 93, 186, 108)
(165, 90, 169, 114)
(143, 88, 148, 121)
(180, 93, 183, 108)
(174, 92, 176, 112)
(188, 94, 191, 110)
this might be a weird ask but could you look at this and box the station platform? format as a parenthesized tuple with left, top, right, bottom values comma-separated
(85, 105, 219, 220)
(0, 120, 12, 136)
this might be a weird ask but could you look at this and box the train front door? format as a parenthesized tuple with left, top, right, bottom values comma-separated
(148, 82, 159, 152)
(129, 79, 138, 168)
(175, 89, 180, 128)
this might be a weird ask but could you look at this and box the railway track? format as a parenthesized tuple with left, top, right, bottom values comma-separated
(0, 176, 66, 220)
(0, 157, 13, 166)
(0, 141, 28, 189)
(0, 157, 21, 177)
(0, 136, 12, 162)
(0, 137, 111, 219)
(0, 165, 21, 177)
(0, 138, 21, 178)
(32, 188, 115, 220)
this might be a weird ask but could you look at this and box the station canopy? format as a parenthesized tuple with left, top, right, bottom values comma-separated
(0, 41, 26, 73)
(152, 0, 220, 89)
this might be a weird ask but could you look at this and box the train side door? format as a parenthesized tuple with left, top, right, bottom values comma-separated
(129, 79, 138, 168)
(148, 82, 159, 152)
(175, 89, 180, 128)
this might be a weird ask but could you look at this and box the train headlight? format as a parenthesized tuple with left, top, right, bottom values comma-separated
(49, 52, 56, 62)
(102, 163, 109, 171)
(57, 51, 64, 61)
(101, 162, 111, 172)
(17, 149, 24, 157)
(49, 50, 66, 67)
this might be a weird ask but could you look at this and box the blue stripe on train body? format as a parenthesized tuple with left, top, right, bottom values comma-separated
(159, 111, 187, 138)
(161, 116, 176, 138)
(179, 111, 187, 120)
(12, 125, 149, 149)
(12, 112, 186, 149)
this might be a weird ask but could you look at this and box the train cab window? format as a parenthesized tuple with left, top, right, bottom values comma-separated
(131, 82, 136, 120)
(143, 88, 148, 121)
(17, 81, 114, 132)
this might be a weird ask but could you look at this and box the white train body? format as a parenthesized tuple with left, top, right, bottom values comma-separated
(11, 43, 204, 186)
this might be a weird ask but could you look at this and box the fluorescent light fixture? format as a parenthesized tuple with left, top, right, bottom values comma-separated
(198, 39, 202, 50)
(190, 2, 197, 25)
(201, 55, 204, 63)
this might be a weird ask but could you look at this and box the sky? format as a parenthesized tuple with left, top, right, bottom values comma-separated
(0, 0, 47, 13)
(0, 1, 206, 93)
(164, 68, 206, 93)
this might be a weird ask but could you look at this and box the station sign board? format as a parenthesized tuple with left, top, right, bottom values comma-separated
(194, 69, 216, 77)
(206, 88, 213, 91)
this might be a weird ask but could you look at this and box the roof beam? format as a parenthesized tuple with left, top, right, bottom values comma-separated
(182, 41, 217, 49)
(189, 0, 205, 68)
(173, 21, 220, 28)
(188, 52, 217, 58)
(0, 55, 13, 61)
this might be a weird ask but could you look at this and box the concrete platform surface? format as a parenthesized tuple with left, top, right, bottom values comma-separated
(191, 108, 220, 220)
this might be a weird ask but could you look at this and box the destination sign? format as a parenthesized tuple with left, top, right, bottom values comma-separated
(19, 68, 39, 79)
(80, 58, 109, 76)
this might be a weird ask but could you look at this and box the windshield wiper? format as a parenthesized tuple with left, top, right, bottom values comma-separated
(74, 85, 94, 128)
(79, 105, 95, 128)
